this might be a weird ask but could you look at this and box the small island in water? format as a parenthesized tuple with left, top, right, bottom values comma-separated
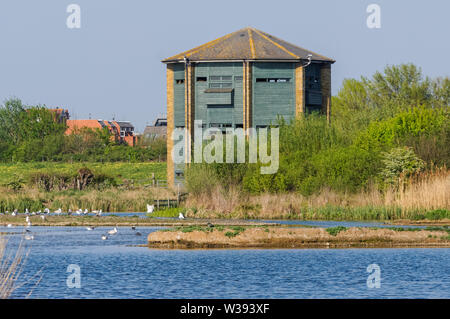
(148, 225, 450, 249)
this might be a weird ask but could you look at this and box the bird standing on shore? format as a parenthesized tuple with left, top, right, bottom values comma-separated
(178, 212, 185, 220)
(147, 204, 155, 214)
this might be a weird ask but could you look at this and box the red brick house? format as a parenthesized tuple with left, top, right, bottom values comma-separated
(66, 119, 136, 146)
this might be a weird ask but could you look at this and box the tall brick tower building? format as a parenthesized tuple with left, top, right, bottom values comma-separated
(162, 27, 335, 186)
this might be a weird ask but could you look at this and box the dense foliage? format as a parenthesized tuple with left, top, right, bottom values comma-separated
(0, 99, 166, 163)
(186, 64, 449, 195)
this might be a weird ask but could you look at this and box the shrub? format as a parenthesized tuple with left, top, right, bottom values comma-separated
(380, 147, 424, 185)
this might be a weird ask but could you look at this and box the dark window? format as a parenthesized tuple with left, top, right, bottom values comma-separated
(235, 124, 243, 128)
(175, 171, 184, 177)
(196, 77, 207, 82)
(256, 78, 290, 83)
(209, 75, 232, 88)
(175, 79, 184, 84)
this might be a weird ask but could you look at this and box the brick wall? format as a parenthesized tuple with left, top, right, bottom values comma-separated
(295, 63, 305, 116)
(166, 64, 175, 188)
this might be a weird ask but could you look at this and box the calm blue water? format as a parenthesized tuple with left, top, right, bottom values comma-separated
(1, 225, 449, 299)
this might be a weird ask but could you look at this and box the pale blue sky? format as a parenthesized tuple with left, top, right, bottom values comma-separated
(0, 0, 448, 132)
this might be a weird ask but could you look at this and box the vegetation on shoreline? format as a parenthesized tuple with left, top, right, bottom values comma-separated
(1, 64, 448, 222)
(147, 225, 450, 249)
(182, 64, 449, 220)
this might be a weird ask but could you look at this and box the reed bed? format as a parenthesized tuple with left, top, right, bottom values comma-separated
(0, 237, 29, 299)
(185, 169, 450, 220)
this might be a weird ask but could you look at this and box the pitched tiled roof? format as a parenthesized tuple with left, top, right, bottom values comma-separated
(162, 27, 334, 63)
(66, 120, 103, 134)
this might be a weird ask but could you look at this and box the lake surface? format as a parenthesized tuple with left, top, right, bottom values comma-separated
(1, 225, 449, 299)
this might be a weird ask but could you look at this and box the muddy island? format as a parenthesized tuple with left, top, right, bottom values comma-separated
(147, 225, 450, 249)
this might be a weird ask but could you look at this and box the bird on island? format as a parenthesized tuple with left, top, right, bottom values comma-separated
(83, 209, 89, 215)
(68, 208, 72, 215)
(11, 210, 16, 217)
(55, 208, 62, 214)
(107, 227, 118, 235)
(76, 209, 82, 215)
(44, 208, 50, 214)
(25, 208, 29, 215)
(178, 212, 185, 220)
(147, 204, 155, 214)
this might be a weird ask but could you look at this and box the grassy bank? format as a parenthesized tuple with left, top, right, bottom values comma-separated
(0, 186, 176, 213)
(147, 225, 450, 249)
(0, 162, 166, 187)
(0, 215, 271, 227)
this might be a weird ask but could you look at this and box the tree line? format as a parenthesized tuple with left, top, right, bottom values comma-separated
(186, 63, 450, 195)
(0, 99, 166, 162)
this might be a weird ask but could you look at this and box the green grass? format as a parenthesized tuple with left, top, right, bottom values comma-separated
(326, 226, 348, 236)
(0, 162, 166, 186)
(284, 206, 450, 221)
(149, 207, 184, 218)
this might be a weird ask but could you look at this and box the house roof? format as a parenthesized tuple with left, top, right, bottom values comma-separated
(114, 121, 134, 129)
(66, 119, 103, 134)
(162, 27, 335, 63)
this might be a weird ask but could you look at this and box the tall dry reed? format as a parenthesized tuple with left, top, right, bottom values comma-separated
(185, 169, 450, 220)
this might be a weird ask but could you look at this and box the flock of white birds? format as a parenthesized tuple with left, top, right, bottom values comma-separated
(1, 203, 186, 241)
